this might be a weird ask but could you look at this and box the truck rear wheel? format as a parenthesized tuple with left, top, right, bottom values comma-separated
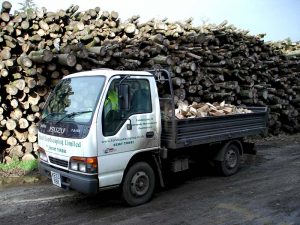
(216, 143, 241, 176)
(122, 162, 155, 206)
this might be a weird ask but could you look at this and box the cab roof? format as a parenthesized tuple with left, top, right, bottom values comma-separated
(63, 69, 153, 80)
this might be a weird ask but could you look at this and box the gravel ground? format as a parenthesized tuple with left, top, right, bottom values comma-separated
(0, 134, 299, 225)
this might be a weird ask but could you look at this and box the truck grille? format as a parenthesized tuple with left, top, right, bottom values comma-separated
(49, 156, 68, 168)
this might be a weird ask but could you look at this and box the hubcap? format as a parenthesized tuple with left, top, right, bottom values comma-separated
(225, 149, 237, 169)
(130, 171, 149, 196)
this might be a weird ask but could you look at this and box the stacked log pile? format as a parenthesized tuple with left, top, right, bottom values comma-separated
(0, 1, 299, 162)
(270, 40, 300, 55)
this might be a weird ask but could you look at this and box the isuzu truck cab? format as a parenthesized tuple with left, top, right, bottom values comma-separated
(38, 69, 267, 206)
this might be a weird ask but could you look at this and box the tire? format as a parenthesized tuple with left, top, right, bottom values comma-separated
(216, 143, 241, 176)
(122, 162, 155, 206)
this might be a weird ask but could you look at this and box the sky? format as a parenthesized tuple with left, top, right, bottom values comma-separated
(7, 0, 300, 42)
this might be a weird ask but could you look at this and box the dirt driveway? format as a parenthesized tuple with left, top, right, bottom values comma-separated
(0, 134, 299, 225)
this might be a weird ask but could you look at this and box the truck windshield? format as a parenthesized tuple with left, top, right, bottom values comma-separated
(42, 76, 105, 124)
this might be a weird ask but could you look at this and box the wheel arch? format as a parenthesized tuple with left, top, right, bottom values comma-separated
(121, 150, 163, 187)
(214, 139, 243, 162)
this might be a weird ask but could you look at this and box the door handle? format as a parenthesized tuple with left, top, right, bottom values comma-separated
(146, 131, 154, 138)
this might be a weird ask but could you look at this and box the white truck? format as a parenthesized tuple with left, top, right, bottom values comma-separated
(38, 69, 268, 206)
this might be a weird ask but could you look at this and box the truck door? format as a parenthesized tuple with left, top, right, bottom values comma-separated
(100, 76, 160, 156)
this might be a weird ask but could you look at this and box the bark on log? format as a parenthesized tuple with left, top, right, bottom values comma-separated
(28, 49, 53, 63)
(1, 1, 12, 13)
(57, 54, 77, 66)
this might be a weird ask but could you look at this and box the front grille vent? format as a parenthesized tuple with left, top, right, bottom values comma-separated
(49, 156, 68, 168)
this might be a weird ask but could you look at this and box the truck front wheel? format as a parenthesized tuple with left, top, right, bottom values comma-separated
(216, 143, 241, 176)
(122, 162, 155, 206)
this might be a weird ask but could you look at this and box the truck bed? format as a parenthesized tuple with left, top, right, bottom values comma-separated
(161, 107, 268, 149)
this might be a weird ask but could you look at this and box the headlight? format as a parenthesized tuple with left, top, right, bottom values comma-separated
(38, 147, 48, 162)
(69, 156, 98, 174)
(79, 163, 86, 172)
(70, 162, 78, 171)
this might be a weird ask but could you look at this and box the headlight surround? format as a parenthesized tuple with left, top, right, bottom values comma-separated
(38, 147, 48, 162)
(69, 156, 98, 174)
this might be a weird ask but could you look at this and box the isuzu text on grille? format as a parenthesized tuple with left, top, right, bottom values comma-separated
(49, 127, 66, 134)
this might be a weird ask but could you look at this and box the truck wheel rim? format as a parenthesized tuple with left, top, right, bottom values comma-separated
(225, 149, 237, 169)
(130, 171, 149, 196)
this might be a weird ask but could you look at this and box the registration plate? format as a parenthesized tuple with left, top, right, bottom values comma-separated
(51, 171, 61, 187)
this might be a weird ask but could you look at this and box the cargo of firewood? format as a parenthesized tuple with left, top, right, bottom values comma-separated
(0, 1, 299, 163)
(175, 101, 252, 119)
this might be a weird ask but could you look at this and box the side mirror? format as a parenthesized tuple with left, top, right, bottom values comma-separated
(119, 84, 130, 110)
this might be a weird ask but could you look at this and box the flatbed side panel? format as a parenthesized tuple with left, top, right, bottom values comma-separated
(161, 107, 268, 149)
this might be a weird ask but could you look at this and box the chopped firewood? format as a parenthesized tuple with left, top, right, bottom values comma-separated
(175, 101, 253, 119)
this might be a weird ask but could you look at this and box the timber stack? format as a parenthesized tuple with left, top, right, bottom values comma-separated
(0, 1, 299, 162)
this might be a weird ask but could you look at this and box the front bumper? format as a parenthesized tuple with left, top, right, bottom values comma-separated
(39, 161, 99, 195)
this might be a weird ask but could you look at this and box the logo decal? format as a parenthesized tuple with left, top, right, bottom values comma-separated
(104, 148, 117, 154)
(49, 126, 66, 134)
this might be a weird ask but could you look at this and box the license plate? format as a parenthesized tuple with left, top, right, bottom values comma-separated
(51, 171, 61, 187)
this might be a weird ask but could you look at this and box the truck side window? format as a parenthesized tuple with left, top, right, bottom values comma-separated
(130, 88, 151, 113)
(102, 79, 151, 136)
(128, 79, 152, 115)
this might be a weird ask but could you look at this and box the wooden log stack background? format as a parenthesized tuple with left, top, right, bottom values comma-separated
(0, 1, 299, 162)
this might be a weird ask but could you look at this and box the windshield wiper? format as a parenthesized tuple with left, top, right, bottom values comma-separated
(40, 112, 63, 123)
(55, 110, 93, 125)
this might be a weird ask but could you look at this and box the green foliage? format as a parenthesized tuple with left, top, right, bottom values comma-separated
(18, 0, 37, 15)
(284, 37, 292, 45)
(20, 159, 38, 171)
(0, 159, 38, 172)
